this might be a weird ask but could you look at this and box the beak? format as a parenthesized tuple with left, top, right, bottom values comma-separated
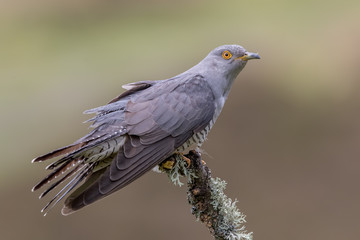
(237, 52, 261, 61)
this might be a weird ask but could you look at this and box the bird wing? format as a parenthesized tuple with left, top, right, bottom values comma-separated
(32, 81, 157, 214)
(63, 75, 216, 214)
(33, 75, 215, 215)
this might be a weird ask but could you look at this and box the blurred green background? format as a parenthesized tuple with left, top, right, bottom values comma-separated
(1, 0, 360, 239)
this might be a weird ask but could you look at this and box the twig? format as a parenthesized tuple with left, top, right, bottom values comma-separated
(158, 150, 253, 240)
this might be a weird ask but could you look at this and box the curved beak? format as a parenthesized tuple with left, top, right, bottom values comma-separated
(237, 52, 261, 61)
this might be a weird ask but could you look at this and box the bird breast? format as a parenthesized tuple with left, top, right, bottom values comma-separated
(176, 96, 225, 153)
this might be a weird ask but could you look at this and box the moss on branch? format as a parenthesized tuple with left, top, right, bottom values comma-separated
(158, 150, 253, 240)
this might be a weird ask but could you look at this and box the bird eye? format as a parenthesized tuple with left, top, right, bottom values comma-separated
(222, 50, 232, 60)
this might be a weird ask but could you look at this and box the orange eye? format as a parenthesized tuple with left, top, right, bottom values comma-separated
(222, 50, 232, 60)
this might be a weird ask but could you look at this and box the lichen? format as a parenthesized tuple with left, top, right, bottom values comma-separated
(160, 151, 253, 240)
(209, 177, 253, 240)
(160, 154, 197, 186)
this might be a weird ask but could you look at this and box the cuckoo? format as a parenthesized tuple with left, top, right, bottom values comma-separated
(32, 44, 260, 215)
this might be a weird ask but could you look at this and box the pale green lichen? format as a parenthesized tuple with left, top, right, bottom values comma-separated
(166, 154, 197, 186)
(160, 152, 253, 240)
(210, 177, 253, 240)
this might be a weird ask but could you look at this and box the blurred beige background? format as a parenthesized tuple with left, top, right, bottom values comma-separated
(1, 0, 360, 239)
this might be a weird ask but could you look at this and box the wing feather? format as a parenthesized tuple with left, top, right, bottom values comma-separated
(36, 74, 216, 214)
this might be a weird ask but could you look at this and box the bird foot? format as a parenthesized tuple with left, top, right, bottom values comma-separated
(183, 155, 191, 168)
(160, 158, 176, 170)
(173, 152, 191, 168)
(159, 152, 193, 171)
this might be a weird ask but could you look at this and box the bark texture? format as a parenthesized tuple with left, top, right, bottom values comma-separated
(160, 150, 252, 240)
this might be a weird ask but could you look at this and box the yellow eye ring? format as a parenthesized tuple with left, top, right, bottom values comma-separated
(222, 50, 232, 60)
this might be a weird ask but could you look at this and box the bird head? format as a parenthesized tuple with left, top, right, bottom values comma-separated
(193, 44, 260, 98)
(206, 44, 260, 74)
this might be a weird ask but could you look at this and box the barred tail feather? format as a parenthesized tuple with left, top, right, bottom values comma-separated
(61, 168, 106, 216)
(39, 164, 83, 199)
(32, 142, 86, 163)
(41, 162, 96, 216)
(32, 159, 81, 192)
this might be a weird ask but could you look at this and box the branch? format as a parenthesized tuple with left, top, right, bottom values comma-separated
(158, 150, 253, 240)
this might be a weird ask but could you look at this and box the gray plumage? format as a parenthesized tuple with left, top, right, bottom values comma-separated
(32, 44, 260, 215)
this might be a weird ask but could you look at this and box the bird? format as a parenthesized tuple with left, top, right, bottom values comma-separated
(32, 44, 260, 216)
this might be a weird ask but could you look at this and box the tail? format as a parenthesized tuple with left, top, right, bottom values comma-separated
(31, 138, 97, 192)
(31, 141, 92, 216)
(31, 142, 95, 215)
(32, 134, 123, 215)
(32, 142, 86, 163)
(31, 142, 89, 192)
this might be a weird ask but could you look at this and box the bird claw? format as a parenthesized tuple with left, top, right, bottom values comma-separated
(183, 156, 191, 168)
(159, 152, 192, 170)
(160, 159, 176, 170)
